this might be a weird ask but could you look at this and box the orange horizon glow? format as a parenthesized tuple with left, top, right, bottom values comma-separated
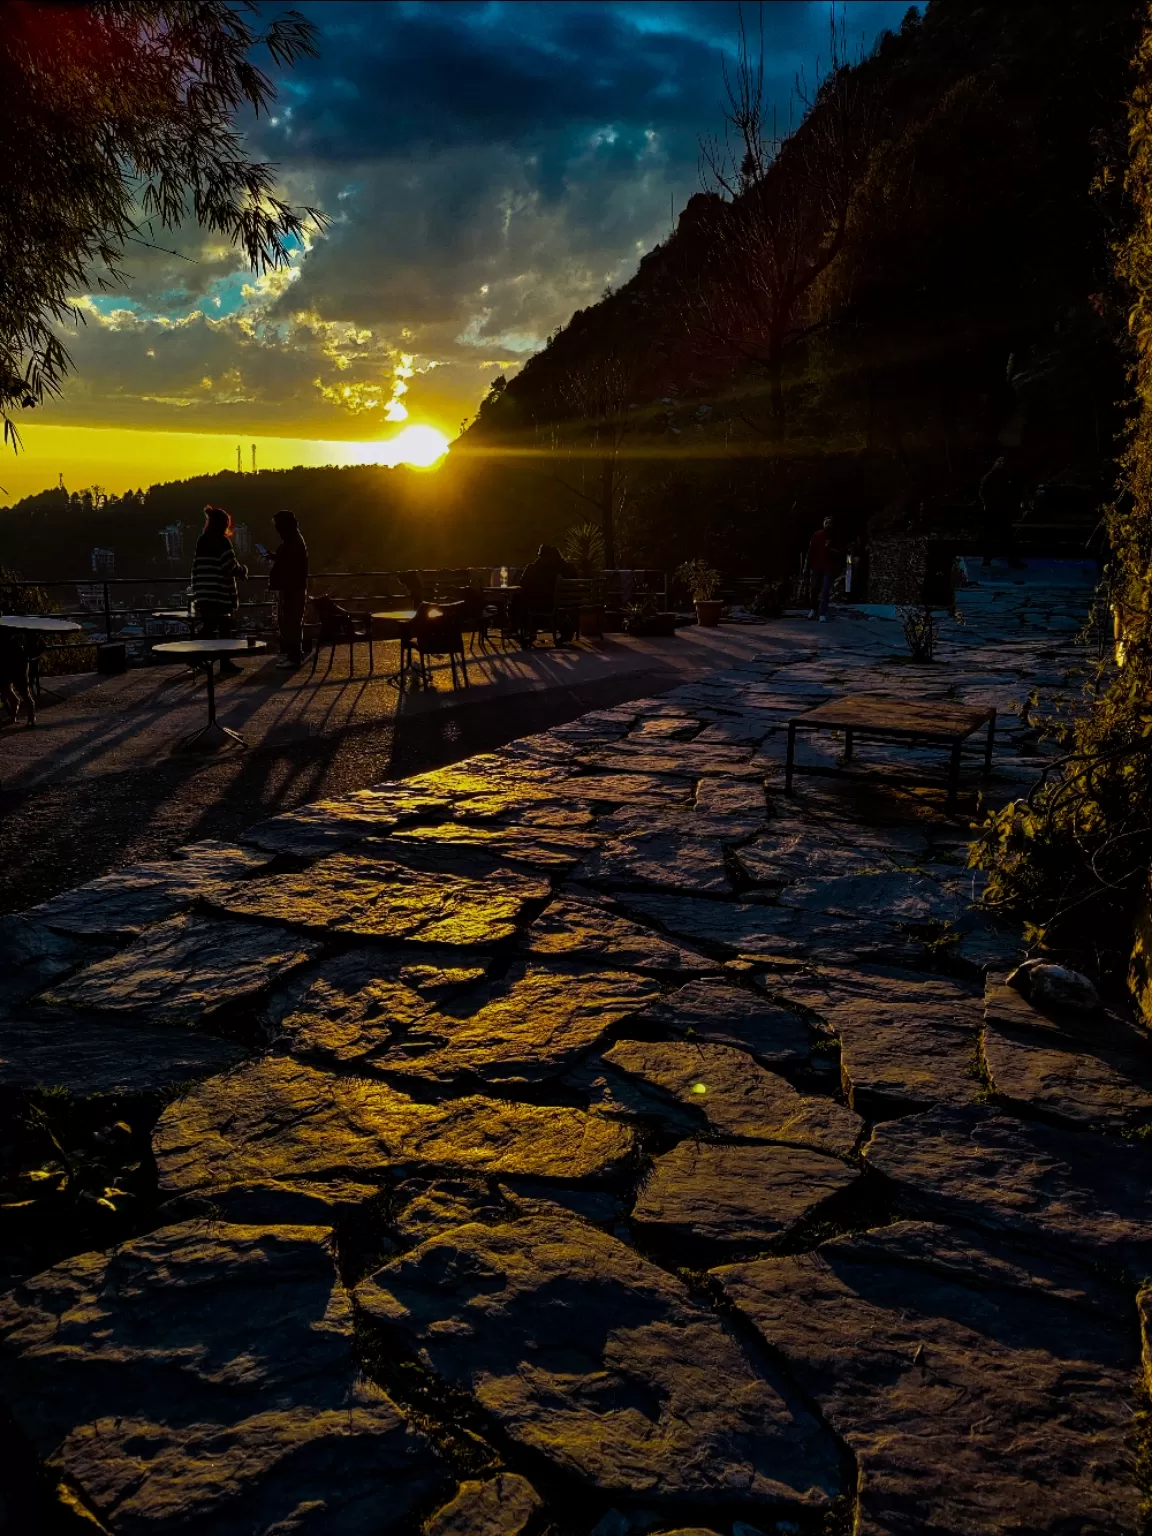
(0, 421, 454, 504)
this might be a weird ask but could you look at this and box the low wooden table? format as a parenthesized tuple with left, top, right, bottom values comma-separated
(153, 639, 266, 750)
(785, 694, 996, 813)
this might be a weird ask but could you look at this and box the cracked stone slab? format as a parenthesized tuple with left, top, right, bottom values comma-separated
(600, 1040, 861, 1155)
(776, 871, 965, 924)
(619, 894, 926, 965)
(355, 1210, 842, 1510)
(388, 821, 598, 870)
(778, 967, 984, 1113)
(734, 834, 895, 888)
(554, 773, 695, 804)
(577, 833, 732, 893)
(714, 1221, 1140, 1536)
(240, 794, 420, 855)
(863, 1104, 1152, 1276)
(23, 843, 274, 939)
(154, 1057, 636, 1197)
(520, 894, 718, 972)
(983, 976, 1152, 1129)
(374, 963, 660, 1085)
(162, 1178, 384, 1227)
(642, 980, 812, 1064)
(632, 1140, 857, 1245)
(0, 914, 93, 1008)
(42, 913, 320, 1027)
(425, 1473, 543, 1536)
(0, 1016, 247, 1097)
(209, 851, 548, 945)
(586, 746, 764, 779)
(0, 1222, 446, 1533)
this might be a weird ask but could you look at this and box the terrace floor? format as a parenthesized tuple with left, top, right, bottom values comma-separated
(6, 559, 1150, 1536)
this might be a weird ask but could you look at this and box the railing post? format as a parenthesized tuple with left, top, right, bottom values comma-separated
(103, 581, 112, 642)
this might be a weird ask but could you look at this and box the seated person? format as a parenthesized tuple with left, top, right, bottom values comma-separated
(514, 544, 577, 643)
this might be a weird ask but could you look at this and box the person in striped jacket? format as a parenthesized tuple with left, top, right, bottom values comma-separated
(191, 505, 248, 676)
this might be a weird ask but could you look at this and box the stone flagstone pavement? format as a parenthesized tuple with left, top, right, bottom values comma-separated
(3, 567, 1151, 1535)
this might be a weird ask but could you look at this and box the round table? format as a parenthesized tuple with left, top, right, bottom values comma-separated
(372, 610, 421, 685)
(0, 615, 82, 634)
(153, 639, 266, 750)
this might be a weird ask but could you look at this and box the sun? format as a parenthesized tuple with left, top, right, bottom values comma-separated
(380, 424, 450, 469)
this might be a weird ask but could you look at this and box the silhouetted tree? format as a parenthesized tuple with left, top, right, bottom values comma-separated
(0, 1, 321, 444)
(541, 353, 633, 567)
(694, 4, 881, 418)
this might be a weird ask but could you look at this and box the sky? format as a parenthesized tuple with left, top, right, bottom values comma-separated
(3, 0, 912, 502)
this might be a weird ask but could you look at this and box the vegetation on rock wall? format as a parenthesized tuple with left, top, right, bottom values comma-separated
(974, 3, 1152, 985)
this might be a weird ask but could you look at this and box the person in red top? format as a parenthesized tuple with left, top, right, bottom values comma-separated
(807, 516, 838, 622)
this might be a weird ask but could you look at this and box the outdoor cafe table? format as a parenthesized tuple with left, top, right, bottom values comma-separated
(785, 693, 996, 814)
(152, 638, 266, 751)
(372, 609, 421, 685)
(0, 615, 82, 636)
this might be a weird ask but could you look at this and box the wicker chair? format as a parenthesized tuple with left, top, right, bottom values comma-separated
(412, 600, 469, 688)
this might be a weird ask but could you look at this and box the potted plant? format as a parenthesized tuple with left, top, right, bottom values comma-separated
(561, 521, 607, 636)
(677, 559, 723, 627)
(624, 596, 678, 637)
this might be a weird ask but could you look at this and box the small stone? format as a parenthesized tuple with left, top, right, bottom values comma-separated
(154, 1058, 636, 1197)
(644, 980, 812, 1065)
(42, 913, 320, 1026)
(1007, 959, 1101, 1014)
(424, 1473, 542, 1536)
(355, 1211, 841, 1509)
(0, 1222, 447, 1531)
(863, 1104, 1152, 1276)
(632, 1141, 857, 1245)
(601, 1040, 861, 1155)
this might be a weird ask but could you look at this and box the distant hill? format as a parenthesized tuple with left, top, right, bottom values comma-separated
(0, 462, 463, 579)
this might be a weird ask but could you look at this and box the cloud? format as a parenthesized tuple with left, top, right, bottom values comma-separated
(33, 1, 914, 444)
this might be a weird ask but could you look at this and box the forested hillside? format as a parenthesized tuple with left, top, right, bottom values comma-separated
(448, 0, 1143, 572)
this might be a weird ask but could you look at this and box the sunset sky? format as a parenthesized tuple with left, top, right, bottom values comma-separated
(2, 0, 910, 503)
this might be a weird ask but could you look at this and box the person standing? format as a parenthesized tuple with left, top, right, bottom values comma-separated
(191, 505, 247, 676)
(267, 509, 309, 668)
(807, 516, 837, 622)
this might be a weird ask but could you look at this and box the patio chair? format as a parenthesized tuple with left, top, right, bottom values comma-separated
(413, 600, 469, 689)
(309, 595, 374, 676)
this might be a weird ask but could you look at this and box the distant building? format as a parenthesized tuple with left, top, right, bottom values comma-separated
(160, 523, 184, 561)
(233, 522, 252, 556)
(90, 547, 115, 576)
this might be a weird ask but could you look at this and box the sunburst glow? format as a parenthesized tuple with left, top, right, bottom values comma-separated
(378, 424, 450, 468)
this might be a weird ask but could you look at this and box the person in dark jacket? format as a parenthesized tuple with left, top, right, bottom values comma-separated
(191, 505, 247, 675)
(806, 517, 838, 622)
(514, 543, 577, 644)
(267, 510, 309, 668)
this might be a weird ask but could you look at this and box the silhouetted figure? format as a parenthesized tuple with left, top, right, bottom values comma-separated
(400, 570, 425, 603)
(192, 505, 247, 674)
(807, 517, 838, 622)
(0, 629, 38, 726)
(267, 509, 309, 668)
(516, 543, 577, 644)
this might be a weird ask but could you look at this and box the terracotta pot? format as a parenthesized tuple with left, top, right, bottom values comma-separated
(695, 599, 723, 628)
(578, 605, 604, 638)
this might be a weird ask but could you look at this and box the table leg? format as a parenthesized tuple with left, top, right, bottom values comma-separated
(946, 740, 962, 814)
(785, 723, 797, 795)
(984, 710, 996, 774)
(180, 659, 247, 751)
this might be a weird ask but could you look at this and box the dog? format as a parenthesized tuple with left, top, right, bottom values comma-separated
(0, 630, 38, 726)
